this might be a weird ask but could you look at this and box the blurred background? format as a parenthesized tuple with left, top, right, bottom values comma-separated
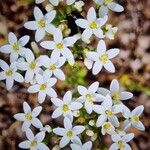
(0, 0, 150, 149)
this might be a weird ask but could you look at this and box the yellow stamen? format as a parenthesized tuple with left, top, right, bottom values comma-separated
(103, 122, 111, 130)
(86, 94, 94, 104)
(62, 104, 69, 112)
(99, 54, 109, 64)
(104, 0, 113, 5)
(38, 19, 46, 28)
(29, 61, 36, 70)
(105, 110, 113, 116)
(40, 84, 47, 91)
(30, 140, 37, 148)
(66, 130, 73, 138)
(25, 113, 32, 121)
(49, 64, 57, 71)
(13, 42, 19, 52)
(56, 43, 63, 49)
(89, 21, 97, 29)
(5, 70, 13, 77)
(117, 140, 125, 149)
(132, 116, 139, 122)
(112, 92, 121, 103)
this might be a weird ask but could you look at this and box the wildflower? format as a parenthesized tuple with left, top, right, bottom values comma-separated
(77, 82, 105, 114)
(75, 7, 107, 41)
(85, 40, 119, 74)
(109, 132, 134, 150)
(0, 32, 30, 62)
(40, 125, 52, 133)
(94, 0, 124, 17)
(24, 7, 56, 42)
(74, 1, 85, 12)
(70, 138, 92, 150)
(38, 55, 66, 80)
(50, 0, 75, 6)
(51, 91, 82, 121)
(101, 121, 115, 135)
(0, 60, 24, 90)
(14, 102, 43, 131)
(53, 117, 85, 148)
(94, 95, 120, 127)
(40, 29, 77, 65)
(19, 128, 49, 150)
(123, 105, 145, 131)
(28, 73, 57, 103)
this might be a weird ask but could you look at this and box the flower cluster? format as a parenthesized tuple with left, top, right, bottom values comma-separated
(0, 0, 145, 150)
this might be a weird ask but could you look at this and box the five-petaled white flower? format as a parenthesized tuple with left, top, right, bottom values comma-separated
(122, 105, 145, 131)
(0, 32, 30, 62)
(28, 73, 57, 103)
(75, 7, 108, 41)
(40, 28, 77, 65)
(0, 60, 24, 90)
(53, 117, 85, 148)
(77, 82, 105, 114)
(101, 121, 115, 135)
(19, 128, 49, 150)
(17, 50, 42, 83)
(109, 132, 134, 150)
(85, 40, 120, 74)
(14, 102, 43, 131)
(93, 95, 120, 127)
(98, 79, 133, 105)
(51, 91, 82, 121)
(24, 7, 56, 42)
(70, 138, 92, 150)
(38, 55, 66, 80)
(94, 0, 124, 17)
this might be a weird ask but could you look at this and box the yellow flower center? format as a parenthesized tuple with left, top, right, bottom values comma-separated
(30, 140, 37, 148)
(66, 130, 73, 138)
(5, 70, 13, 77)
(117, 140, 125, 149)
(62, 104, 69, 112)
(132, 116, 139, 122)
(86, 94, 94, 104)
(89, 21, 97, 29)
(104, 0, 113, 5)
(56, 43, 63, 49)
(49, 64, 57, 71)
(38, 19, 46, 28)
(99, 54, 109, 64)
(13, 42, 20, 52)
(25, 113, 32, 121)
(112, 92, 121, 103)
(103, 122, 111, 130)
(40, 84, 47, 91)
(29, 61, 36, 70)
(105, 110, 113, 116)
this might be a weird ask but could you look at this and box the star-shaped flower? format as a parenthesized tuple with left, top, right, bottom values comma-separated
(77, 82, 105, 114)
(101, 121, 115, 135)
(0, 60, 24, 90)
(94, 0, 124, 17)
(14, 102, 43, 131)
(109, 132, 134, 150)
(28, 73, 57, 103)
(93, 95, 120, 127)
(122, 105, 145, 131)
(51, 91, 82, 121)
(24, 7, 56, 42)
(19, 128, 49, 150)
(85, 40, 120, 74)
(40, 28, 77, 65)
(75, 7, 108, 41)
(0, 32, 30, 62)
(53, 117, 85, 148)
(38, 55, 66, 80)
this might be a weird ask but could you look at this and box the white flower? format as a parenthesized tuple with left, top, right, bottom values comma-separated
(24, 7, 56, 42)
(28, 73, 57, 103)
(70, 138, 92, 150)
(101, 121, 115, 135)
(74, 1, 85, 12)
(85, 40, 120, 74)
(50, 0, 75, 6)
(94, 0, 124, 17)
(122, 105, 145, 131)
(98, 79, 133, 105)
(38, 55, 66, 80)
(40, 125, 52, 133)
(0, 60, 24, 90)
(105, 24, 118, 40)
(53, 117, 85, 148)
(17, 50, 42, 83)
(40, 29, 77, 65)
(19, 128, 49, 150)
(75, 7, 108, 41)
(0, 32, 30, 62)
(93, 95, 120, 127)
(77, 82, 105, 114)
(51, 91, 82, 121)
(14, 102, 43, 131)
(109, 132, 134, 150)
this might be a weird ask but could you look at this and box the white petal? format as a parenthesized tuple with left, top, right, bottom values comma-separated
(87, 7, 96, 22)
(54, 29, 63, 43)
(45, 10, 56, 23)
(106, 48, 120, 59)
(38, 92, 46, 103)
(132, 105, 144, 116)
(32, 106, 42, 117)
(64, 117, 72, 129)
(96, 15, 108, 26)
(37, 143, 49, 150)
(70, 144, 81, 150)
(111, 134, 121, 142)
(45, 24, 56, 34)
(104, 60, 115, 73)
(32, 118, 43, 128)
(40, 41, 55, 49)
(13, 72, 24, 82)
(123, 133, 134, 142)
(47, 88, 57, 98)
(34, 7, 43, 20)
(84, 101, 93, 114)
(35, 0, 45, 4)
(52, 108, 62, 118)
(63, 36, 77, 47)
(53, 127, 66, 136)
(120, 92, 133, 100)
(19, 141, 30, 149)
(109, 143, 118, 150)
(67, 0, 75, 5)
(75, 19, 88, 29)
(82, 29, 92, 41)
(132, 121, 145, 131)
(50, 0, 59, 6)
(6, 78, 14, 90)
(93, 29, 104, 38)
(14, 113, 25, 121)
(18, 35, 30, 46)
(96, 114, 107, 127)
(77, 85, 87, 95)
(86, 52, 98, 61)
(25, 70, 34, 83)
(92, 61, 103, 75)
(98, 6, 109, 18)
(84, 58, 93, 69)
(89, 81, 99, 93)
(54, 69, 65, 80)
(51, 98, 63, 106)
(73, 126, 85, 135)
(97, 40, 106, 54)
(0, 72, 6, 80)
(70, 102, 82, 110)
(35, 131, 45, 142)
(0, 59, 9, 70)
(93, 105, 105, 114)
(25, 129, 34, 140)
(97, 87, 110, 96)
(108, 2, 124, 12)
(102, 95, 112, 108)
(10, 53, 19, 62)
(109, 116, 119, 127)
(123, 120, 131, 130)
(60, 136, 70, 148)
(28, 84, 39, 93)
(24, 21, 38, 30)
(63, 91, 72, 104)
(22, 121, 31, 131)
(0, 45, 11, 53)
(8, 32, 17, 45)
(35, 28, 45, 42)
(51, 50, 60, 61)
(110, 79, 119, 93)
(23, 102, 31, 113)
(83, 141, 92, 150)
